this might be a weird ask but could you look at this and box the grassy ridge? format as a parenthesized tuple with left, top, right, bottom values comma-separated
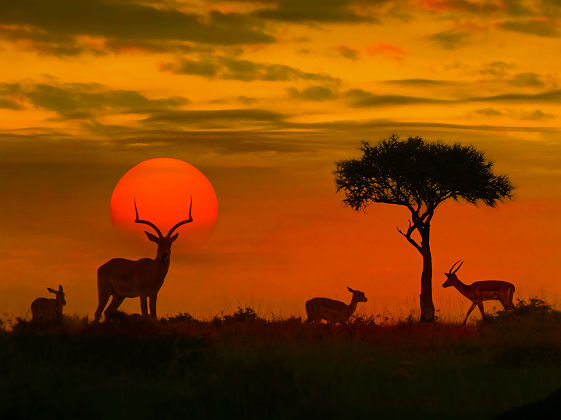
(1, 301, 561, 419)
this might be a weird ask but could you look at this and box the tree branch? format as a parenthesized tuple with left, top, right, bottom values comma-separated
(396, 220, 422, 253)
(371, 197, 412, 207)
(425, 203, 437, 224)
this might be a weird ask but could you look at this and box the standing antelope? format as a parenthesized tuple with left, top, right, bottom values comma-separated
(443, 260, 515, 325)
(31, 285, 66, 322)
(95, 198, 193, 322)
(305, 287, 368, 324)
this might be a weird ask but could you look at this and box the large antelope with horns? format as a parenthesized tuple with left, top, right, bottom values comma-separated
(95, 198, 193, 322)
(443, 260, 515, 325)
(305, 287, 368, 324)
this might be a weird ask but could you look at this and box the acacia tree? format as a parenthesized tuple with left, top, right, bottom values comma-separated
(335, 135, 514, 322)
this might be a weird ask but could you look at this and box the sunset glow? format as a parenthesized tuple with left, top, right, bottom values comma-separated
(0, 0, 560, 321)
(110, 158, 218, 251)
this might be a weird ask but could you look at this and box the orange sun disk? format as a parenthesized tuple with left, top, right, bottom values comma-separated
(110, 158, 218, 252)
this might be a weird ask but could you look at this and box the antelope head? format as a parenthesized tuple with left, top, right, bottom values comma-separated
(134, 197, 193, 263)
(47, 285, 66, 305)
(443, 260, 463, 288)
(347, 287, 368, 303)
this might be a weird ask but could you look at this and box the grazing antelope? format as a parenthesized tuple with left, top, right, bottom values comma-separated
(305, 287, 367, 324)
(443, 260, 515, 325)
(95, 198, 193, 322)
(31, 285, 66, 322)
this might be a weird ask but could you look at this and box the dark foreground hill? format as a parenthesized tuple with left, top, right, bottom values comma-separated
(1, 301, 561, 419)
(497, 387, 561, 418)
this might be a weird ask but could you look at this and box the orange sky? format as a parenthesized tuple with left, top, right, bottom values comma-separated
(1, 0, 560, 322)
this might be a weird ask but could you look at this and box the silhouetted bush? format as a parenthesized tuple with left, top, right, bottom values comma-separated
(160, 312, 196, 323)
(478, 297, 561, 333)
(11, 316, 58, 334)
(10, 315, 89, 335)
(211, 307, 265, 327)
(104, 309, 145, 322)
(89, 310, 161, 336)
(349, 314, 379, 328)
(223, 306, 260, 322)
(493, 297, 556, 319)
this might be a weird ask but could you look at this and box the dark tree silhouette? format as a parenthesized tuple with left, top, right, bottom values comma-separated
(335, 135, 514, 322)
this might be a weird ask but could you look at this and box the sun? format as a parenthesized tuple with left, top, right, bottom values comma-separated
(110, 158, 218, 251)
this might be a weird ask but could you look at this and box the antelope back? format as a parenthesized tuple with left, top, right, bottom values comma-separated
(307, 298, 351, 323)
(31, 298, 61, 321)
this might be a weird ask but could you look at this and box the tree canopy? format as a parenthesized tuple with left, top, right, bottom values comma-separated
(335, 135, 513, 221)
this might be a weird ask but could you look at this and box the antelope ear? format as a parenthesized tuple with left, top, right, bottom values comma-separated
(145, 231, 159, 242)
(47, 288, 56, 293)
(170, 233, 179, 243)
(347, 287, 354, 292)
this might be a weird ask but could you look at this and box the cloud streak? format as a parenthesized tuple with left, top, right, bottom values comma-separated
(500, 19, 560, 37)
(508, 72, 545, 87)
(474, 89, 561, 103)
(287, 86, 337, 101)
(345, 88, 561, 107)
(0, 82, 188, 118)
(382, 78, 451, 86)
(345, 89, 448, 107)
(142, 108, 286, 129)
(0, 0, 274, 56)
(332, 45, 359, 60)
(429, 30, 470, 49)
(253, 0, 380, 23)
(162, 56, 339, 83)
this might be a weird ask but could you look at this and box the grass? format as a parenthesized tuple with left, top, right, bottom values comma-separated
(1, 300, 561, 419)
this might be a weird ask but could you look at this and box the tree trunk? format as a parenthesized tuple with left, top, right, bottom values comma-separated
(419, 230, 435, 322)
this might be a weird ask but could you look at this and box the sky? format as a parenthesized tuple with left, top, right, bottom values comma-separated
(1, 0, 560, 321)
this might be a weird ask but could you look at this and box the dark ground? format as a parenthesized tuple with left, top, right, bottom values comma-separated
(1, 300, 561, 419)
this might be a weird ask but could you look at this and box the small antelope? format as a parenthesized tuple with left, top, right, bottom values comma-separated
(95, 198, 193, 322)
(443, 260, 515, 325)
(31, 285, 66, 322)
(306, 287, 367, 324)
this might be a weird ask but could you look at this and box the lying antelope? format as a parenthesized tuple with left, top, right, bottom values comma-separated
(306, 287, 367, 324)
(443, 260, 515, 325)
(95, 198, 193, 322)
(31, 285, 66, 322)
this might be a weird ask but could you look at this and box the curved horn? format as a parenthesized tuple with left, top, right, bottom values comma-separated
(448, 260, 462, 274)
(452, 260, 464, 274)
(166, 196, 193, 238)
(134, 198, 163, 238)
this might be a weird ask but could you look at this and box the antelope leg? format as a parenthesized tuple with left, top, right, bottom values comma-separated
(149, 294, 158, 320)
(477, 302, 485, 319)
(462, 302, 477, 325)
(140, 296, 148, 317)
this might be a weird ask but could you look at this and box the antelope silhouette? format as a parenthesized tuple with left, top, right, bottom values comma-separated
(443, 260, 515, 324)
(95, 198, 193, 322)
(306, 287, 367, 324)
(31, 285, 66, 322)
